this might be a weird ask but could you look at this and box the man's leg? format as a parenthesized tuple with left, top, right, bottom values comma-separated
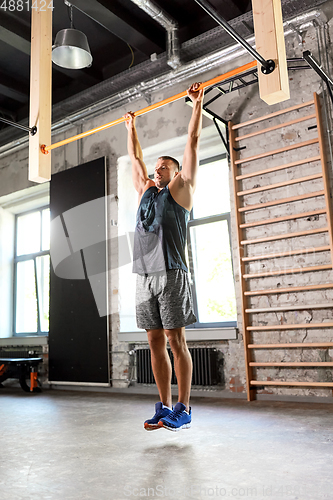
(165, 327, 192, 411)
(147, 328, 172, 409)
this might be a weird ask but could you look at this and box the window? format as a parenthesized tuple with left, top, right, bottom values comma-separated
(14, 207, 50, 336)
(186, 155, 237, 328)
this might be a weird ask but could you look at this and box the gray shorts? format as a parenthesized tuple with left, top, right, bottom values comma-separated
(136, 269, 197, 330)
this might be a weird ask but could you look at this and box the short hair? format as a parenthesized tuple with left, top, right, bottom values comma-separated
(158, 156, 180, 172)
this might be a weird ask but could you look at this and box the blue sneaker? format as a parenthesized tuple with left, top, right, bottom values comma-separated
(144, 402, 172, 431)
(158, 402, 191, 431)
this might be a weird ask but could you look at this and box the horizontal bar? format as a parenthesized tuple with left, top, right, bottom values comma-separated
(250, 362, 333, 367)
(246, 303, 333, 313)
(235, 113, 316, 141)
(241, 227, 328, 245)
(238, 190, 325, 212)
(42, 61, 257, 153)
(237, 173, 322, 196)
(247, 323, 333, 330)
(248, 343, 333, 348)
(194, 0, 269, 68)
(0, 116, 36, 135)
(243, 264, 332, 279)
(244, 282, 333, 296)
(250, 380, 333, 387)
(236, 156, 321, 180)
(240, 209, 326, 229)
(242, 245, 330, 262)
(235, 138, 319, 165)
(232, 99, 314, 130)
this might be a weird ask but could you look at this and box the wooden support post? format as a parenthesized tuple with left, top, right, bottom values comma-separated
(229, 121, 256, 402)
(29, 4, 52, 183)
(252, 0, 290, 105)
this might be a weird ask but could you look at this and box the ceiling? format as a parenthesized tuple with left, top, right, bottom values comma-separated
(0, 0, 327, 147)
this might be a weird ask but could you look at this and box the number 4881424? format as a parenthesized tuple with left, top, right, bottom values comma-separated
(0, 1, 54, 10)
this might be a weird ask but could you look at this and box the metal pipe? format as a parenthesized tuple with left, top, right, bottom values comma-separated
(0, 9, 326, 159)
(193, 0, 274, 73)
(316, 22, 333, 176)
(129, 0, 181, 69)
(0, 117, 36, 135)
(42, 61, 257, 153)
(303, 50, 333, 87)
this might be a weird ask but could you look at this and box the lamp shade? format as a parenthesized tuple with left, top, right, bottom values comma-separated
(52, 28, 93, 69)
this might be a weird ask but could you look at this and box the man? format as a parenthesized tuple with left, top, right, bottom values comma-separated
(124, 82, 203, 431)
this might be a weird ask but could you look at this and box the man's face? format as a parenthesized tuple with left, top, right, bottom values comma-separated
(154, 158, 177, 189)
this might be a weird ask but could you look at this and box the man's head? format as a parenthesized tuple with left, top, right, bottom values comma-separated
(154, 156, 180, 189)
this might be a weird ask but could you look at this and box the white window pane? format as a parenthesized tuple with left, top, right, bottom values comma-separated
(16, 212, 41, 256)
(42, 208, 50, 251)
(192, 159, 230, 219)
(36, 255, 50, 332)
(16, 260, 37, 333)
(190, 220, 237, 323)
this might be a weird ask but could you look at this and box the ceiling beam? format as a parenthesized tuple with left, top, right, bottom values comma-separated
(69, 0, 164, 55)
(0, 26, 30, 55)
(0, 74, 28, 103)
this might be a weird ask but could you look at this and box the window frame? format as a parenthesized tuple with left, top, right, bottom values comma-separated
(186, 154, 237, 329)
(13, 205, 50, 337)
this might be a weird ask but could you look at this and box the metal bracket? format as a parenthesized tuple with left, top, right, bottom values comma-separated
(303, 50, 333, 107)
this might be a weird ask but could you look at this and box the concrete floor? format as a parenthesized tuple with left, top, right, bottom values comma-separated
(0, 389, 332, 500)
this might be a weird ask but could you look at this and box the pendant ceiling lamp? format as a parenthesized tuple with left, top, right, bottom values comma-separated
(52, 4, 93, 70)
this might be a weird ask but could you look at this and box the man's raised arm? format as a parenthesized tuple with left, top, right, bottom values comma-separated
(124, 112, 152, 195)
(181, 83, 204, 190)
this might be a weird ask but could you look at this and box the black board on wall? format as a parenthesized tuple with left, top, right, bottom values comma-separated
(49, 157, 109, 385)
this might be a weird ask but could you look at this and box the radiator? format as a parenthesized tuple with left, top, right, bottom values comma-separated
(0, 348, 42, 358)
(136, 347, 222, 386)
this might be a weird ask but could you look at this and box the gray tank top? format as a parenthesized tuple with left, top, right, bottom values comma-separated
(132, 185, 190, 274)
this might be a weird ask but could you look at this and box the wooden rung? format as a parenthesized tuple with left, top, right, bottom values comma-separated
(246, 303, 333, 313)
(238, 190, 325, 212)
(247, 323, 333, 330)
(250, 362, 333, 367)
(236, 156, 321, 181)
(234, 138, 319, 165)
(248, 342, 333, 348)
(239, 209, 326, 229)
(242, 246, 330, 262)
(250, 380, 333, 387)
(243, 264, 332, 279)
(244, 282, 333, 296)
(241, 227, 328, 245)
(232, 100, 314, 130)
(235, 113, 317, 142)
(237, 173, 322, 197)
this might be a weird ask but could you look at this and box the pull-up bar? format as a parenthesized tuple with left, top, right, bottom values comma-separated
(194, 0, 275, 75)
(41, 60, 257, 155)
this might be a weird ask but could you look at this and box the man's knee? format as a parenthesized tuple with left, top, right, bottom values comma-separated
(165, 328, 187, 353)
(147, 329, 166, 351)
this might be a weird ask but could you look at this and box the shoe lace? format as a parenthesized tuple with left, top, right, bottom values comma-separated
(167, 408, 184, 421)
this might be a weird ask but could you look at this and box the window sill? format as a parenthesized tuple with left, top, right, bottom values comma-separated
(0, 336, 48, 347)
(119, 328, 237, 342)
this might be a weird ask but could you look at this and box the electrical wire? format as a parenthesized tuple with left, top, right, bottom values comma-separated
(67, 4, 75, 29)
(127, 43, 134, 69)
